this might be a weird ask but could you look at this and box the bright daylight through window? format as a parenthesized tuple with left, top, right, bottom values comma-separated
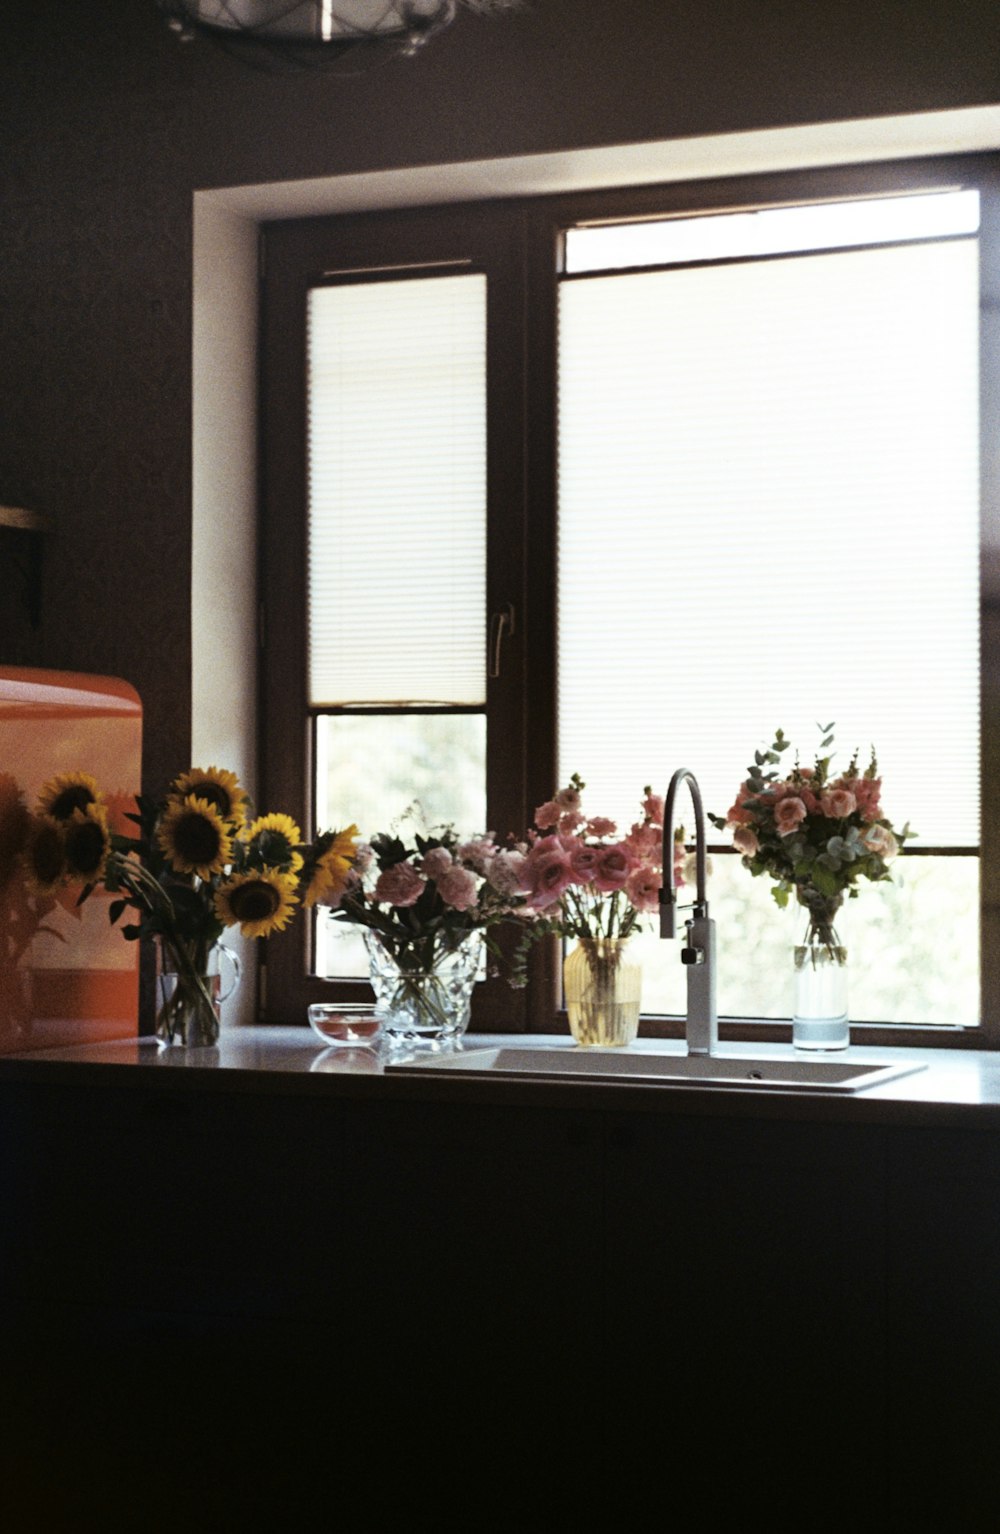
(307, 272, 488, 979)
(558, 189, 980, 1024)
(296, 179, 982, 1030)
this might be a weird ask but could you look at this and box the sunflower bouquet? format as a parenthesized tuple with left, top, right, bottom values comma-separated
(0, 770, 115, 1037)
(26, 766, 357, 1045)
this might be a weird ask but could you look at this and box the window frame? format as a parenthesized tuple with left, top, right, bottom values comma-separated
(259, 202, 536, 1030)
(259, 153, 1000, 1049)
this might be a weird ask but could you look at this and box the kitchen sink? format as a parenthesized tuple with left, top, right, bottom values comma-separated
(385, 1046, 926, 1092)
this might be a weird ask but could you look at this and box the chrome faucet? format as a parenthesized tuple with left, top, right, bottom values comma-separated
(659, 768, 718, 1056)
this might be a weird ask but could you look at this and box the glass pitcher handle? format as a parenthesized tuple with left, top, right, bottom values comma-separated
(216, 944, 241, 1005)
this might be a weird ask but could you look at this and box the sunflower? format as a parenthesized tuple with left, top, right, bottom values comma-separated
(214, 868, 299, 938)
(63, 804, 111, 884)
(170, 766, 249, 828)
(241, 812, 303, 873)
(24, 814, 67, 894)
(37, 771, 104, 823)
(157, 795, 233, 879)
(302, 824, 359, 908)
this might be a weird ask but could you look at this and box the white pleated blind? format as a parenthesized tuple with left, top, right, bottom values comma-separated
(308, 273, 487, 707)
(558, 235, 980, 845)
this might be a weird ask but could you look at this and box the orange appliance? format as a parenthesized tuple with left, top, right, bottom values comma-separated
(0, 666, 142, 1053)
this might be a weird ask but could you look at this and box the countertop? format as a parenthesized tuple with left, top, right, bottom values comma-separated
(2, 1026, 1000, 1129)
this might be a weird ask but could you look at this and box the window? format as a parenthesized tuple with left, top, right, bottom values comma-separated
(260, 156, 1000, 1047)
(557, 190, 980, 1028)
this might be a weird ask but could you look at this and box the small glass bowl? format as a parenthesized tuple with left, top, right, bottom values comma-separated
(307, 1002, 383, 1049)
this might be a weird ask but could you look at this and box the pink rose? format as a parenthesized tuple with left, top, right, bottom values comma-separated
(625, 865, 660, 913)
(521, 836, 576, 909)
(592, 842, 636, 893)
(732, 825, 759, 858)
(642, 792, 664, 825)
(436, 863, 479, 911)
(555, 785, 582, 813)
(534, 799, 561, 830)
(568, 842, 601, 882)
(625, 821, 661, 862)
(587, 816, 617, 839)
(373, 860, 425, 907)
(457, 837, 496, 873)
(862, 823, 899, 861)
(420, 846, 453, 879)
(820, 788, 857, 820)
(726, 783, 755, 827)
(852, 777, 883, 820)
(773, 796, 808, 837)
(487, 848, 526, 896)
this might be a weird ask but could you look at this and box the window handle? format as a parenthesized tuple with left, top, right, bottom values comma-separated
(488, 603, 516, 679)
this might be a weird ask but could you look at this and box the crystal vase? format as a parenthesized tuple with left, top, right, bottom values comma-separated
(155, 939, 241, 1047)
(363, 927, 483, 1043)
(792, 889, 849, 1052)
(563, 936, 642, 1048)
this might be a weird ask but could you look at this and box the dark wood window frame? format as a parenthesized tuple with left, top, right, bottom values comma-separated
(258, 153, 1000, 1050)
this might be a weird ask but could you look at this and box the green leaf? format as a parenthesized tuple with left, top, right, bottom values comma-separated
(810, 863, 839, 897)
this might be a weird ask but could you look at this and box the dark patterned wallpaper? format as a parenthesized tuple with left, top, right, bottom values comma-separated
(1, 0, 999, 795)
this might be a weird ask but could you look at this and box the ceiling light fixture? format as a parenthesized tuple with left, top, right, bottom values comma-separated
(157, 1, 520, 72)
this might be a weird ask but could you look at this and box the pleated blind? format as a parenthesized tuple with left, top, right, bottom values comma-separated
(558, 234, 980, 846)
(307, 272, 487, 708)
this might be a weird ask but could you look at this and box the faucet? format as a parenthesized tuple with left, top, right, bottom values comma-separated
(659, 768, 718, 1056)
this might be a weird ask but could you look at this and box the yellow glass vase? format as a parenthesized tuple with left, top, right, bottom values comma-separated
(563, 937, 642, 1047)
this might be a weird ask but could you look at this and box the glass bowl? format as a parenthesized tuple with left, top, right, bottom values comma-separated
(307, 1002, 383, 1048)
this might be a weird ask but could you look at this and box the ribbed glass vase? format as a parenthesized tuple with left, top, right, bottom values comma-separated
(563, 936, 642, 1048)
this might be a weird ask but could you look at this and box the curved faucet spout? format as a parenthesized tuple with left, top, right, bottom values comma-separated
(659, 767, 709, 937)
(659, 767, 718, 1056)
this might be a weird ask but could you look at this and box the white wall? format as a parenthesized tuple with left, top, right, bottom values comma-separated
(192, 200, 259, 1023)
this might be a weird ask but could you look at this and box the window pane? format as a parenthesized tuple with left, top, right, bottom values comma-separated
(307, 273, 487, 707)
(565, 189, 980, 272)
(313, 712, 486, 977)
(558, 206, 980, 1027)
(629, 853, 978, 1027)
(558, 236, 979, 850)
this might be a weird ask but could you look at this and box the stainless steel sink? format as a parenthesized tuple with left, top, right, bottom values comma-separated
(385, 1046, 926, 1092)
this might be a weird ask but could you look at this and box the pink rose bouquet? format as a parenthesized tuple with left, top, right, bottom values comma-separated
(708, 725, 912, 946)
(514, 773, 687, 944)
(323, 806, 528, 977)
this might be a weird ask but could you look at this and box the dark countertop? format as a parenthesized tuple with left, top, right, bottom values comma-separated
(2, 1026, 999, 1129)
